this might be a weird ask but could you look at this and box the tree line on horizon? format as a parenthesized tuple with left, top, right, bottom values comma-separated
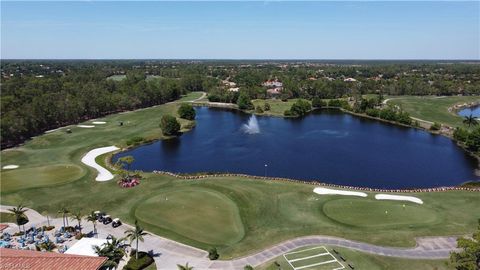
(1, 61, 479, 148)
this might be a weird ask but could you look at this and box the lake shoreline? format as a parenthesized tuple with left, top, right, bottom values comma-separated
(111, 104, 480, 189)
(191, 100, 480, 170)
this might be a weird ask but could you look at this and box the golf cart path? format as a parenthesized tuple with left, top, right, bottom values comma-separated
(383, 98, 435, 125)
(188, 91, 207, 102)
(0, 205, 460, 269)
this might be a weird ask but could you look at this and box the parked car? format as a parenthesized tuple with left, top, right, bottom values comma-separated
(112, 218, 122, 228)
(103, 215, 112, 225)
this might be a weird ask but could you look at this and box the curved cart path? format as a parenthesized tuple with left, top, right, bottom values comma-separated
(0, 205, 460, 269)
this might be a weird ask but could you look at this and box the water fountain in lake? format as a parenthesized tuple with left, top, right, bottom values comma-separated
(242, 115, 260, 134)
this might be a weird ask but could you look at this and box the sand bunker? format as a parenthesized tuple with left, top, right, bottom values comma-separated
(375, 194, 423, 204)
(2, 165, 19, 170)
(81, 146, 119, 181)
(77, 125, 95, 128)
(313, 187, 367, 197)
(92, 121, 106, 124)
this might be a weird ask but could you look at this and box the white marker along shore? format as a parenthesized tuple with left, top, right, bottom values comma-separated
(81, 146, 119, 181)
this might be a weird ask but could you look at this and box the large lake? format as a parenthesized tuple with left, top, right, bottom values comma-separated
(458, 105, 480, 117)
(114, 107, 479, 189)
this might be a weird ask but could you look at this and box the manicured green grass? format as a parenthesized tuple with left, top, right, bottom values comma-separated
(1, 164, 84, 193)
(388, 96, 480, 128)
(0, 212, 16, 223)
(135, 187, 244, 246)
(1, 93, 479, 260)
(177, 91, 204, 102)
(0, 93, 197, 192)
(258, 245, 452, 270)
(106, 75, 127, 81)
(1, 173, 478, 258)
(322, 199, 438, 228)
(251, 99, 306, 116)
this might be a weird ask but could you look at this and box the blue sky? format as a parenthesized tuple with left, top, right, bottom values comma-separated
(1, 1, 479, 59)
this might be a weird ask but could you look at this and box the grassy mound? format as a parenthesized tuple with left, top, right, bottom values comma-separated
(1, 164, 84, 192)
(135, 187, 245, 246)
(322, 198, 439, 228)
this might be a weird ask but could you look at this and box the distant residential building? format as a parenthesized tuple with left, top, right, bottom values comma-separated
(222, 80, 237, 87)
(228, 87, 240, 92)
(267, 88, 282, 96)
(343, 78, 357, 82)
(262, 80, 283, 88)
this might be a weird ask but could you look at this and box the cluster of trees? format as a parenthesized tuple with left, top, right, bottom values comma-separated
(365, 106, 412, 125)
(454, 127, 480, 152)
(284, 99, 312, 117)
(449, 219, 480, 270)
(1, 68, 208, 147)
(3, 60, 479, 147)
(237, 93, 254, 110)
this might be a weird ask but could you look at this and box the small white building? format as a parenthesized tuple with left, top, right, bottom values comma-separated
(65, 238, 109, 257)
(344, 78, 357, 82)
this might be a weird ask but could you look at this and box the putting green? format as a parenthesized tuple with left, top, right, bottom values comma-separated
(322, 198, 439, 228)
(1, 164, 84, 192)
(135, 187, 245, 246)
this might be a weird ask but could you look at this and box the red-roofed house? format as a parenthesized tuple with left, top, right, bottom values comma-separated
(0, 248, 107, 270)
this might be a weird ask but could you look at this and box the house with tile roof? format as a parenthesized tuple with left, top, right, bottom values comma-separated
(0, 248, 107, 270)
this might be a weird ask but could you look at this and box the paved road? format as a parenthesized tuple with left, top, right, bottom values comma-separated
(0, 205, 460, 269)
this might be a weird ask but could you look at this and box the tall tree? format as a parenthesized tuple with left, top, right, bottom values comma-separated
(70, 211, 84, 233)
(8, 204, 28, 233)
(94, 236, 126, 269)
(124, 220, 149, 260)
(463, 114, 479, 128)
(58, 207, 70, 228)
(86, 211, 98, 237)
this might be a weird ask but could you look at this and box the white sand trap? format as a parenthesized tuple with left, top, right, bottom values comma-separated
(375, 194, 423, 204)
(81, 146, 119, 181)
(92, 121, 106, 124)
(77, 125, 95, 128)
(313, 187, 367, 197)
(2, 165, 19, 170)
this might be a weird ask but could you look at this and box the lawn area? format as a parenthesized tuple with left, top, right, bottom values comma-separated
(257, 245, 452, 270)
(1, 172, 478, 259)
(177, 91, 205, 102)
(0, 212, 16, 223)
(1, 93, 479, 260)
(388, 96, 480, 128)
(135, 187, 244, 246)
(251, 99, 307, 116)
(0, 92, 197, 192)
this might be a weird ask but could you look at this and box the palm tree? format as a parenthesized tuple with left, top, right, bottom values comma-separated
(86, 211, 98, 237)
(93, 236, 126, 269)
(463, 114, 478, 128)
(177, 263, 194, 270)
(70, 211, 83, 233)
(124, 220, 148, 260)
(8, 204, 28, 233)
(58, 207, 70, 229)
